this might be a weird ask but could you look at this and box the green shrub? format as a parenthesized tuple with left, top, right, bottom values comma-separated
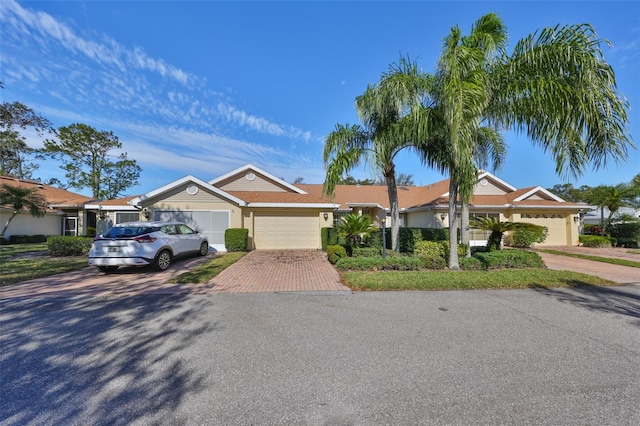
(8, 235, 47, 244)
(474, 249, 545, 270)
(418, 255, 446, 270)
(398, 228, 423, 253)
(419, 228, 449, 242)
(47, 236, 93, 256)
(579, 235, 614, 248)
(327, 244, 347, 264)
(352, 247, 380, 257)
(365, 227, 447, 252)
(608, 222, 640, 248)
(459, 256, 484, 271)
(414, 241, 445, 258)
(85, 226, 96, 238)
(510, 227, 549, 248)
(335, 256, 424, 271)
(224, 228, 249, 252)
(440, 241, 468, 265)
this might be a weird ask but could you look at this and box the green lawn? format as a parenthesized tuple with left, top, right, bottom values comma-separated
(342, 269, 615, 291)
(538, 249, 640, 268)
(1, 243, 88, 286)
(168, 252, 247, 283)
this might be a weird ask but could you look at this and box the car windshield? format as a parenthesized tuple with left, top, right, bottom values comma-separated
(102, 226, 160, 238)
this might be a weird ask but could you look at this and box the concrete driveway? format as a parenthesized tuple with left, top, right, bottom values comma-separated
(1, 250, 349, 299)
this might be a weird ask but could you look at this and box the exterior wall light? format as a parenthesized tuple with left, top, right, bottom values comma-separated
(323, 212, 329, 221)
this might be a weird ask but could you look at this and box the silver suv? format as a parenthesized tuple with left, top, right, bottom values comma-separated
(89, 221, 209, 273)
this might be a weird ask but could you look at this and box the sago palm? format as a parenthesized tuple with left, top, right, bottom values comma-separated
(337, 213, 374, 247)
(470, 216, 544, 251)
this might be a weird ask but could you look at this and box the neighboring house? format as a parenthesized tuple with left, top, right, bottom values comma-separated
(582, 206, 640, 226)
(99, 165, 585, 250)
(0, 176, 94, 238)
(298, 171, 586, 247)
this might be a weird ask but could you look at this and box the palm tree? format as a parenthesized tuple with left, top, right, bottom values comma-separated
(337, 213, 374, 247)
(324, 59, 428, 252)
(585, 183, 638, 234)
(410, 14, 632, 269)
(0, 184, 47, 237)
(470, 216, 545, 251)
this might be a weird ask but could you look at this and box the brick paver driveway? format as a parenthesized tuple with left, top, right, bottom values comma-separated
(209, 250, 350, 293)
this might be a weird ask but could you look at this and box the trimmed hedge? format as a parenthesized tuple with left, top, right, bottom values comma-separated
(327, 244, 347, 264)
(7, 235, 48, 244)
(418, 255, 447, 270)
(608, 222, 640, 248)
(47, 236, 93, 256)
(225, 228, 249, 252)
(508, 227, 549, 248)
(459, 256, 483, 271)
(414, 241, 445, 258)
(473, 249, 545, 270)
(366, 227, 448, 252)
(579, 235, 615, 248)
(352, 247, 380, 257)
(321, 227, 347, 250)
(335, 256, 425, 271)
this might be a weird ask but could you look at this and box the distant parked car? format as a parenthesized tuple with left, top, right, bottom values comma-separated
(89, 221, 209, 273)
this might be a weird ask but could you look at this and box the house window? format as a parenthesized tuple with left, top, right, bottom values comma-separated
(115, 212, 140, 224)
(469, 213, 499, 242)
(361, 208, 370, 215)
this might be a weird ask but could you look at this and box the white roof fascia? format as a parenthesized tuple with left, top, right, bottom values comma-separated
(208, 164, 308, 195)
(477, 171, 517, 192)
(84, 204, 139, 211)
(248, 202, 339, 209)
(513, 186, 564, 202)
(346, 202, 386, 210)
(128, 175, 246, 206)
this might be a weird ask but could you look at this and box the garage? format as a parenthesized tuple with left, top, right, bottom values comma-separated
(154, 210, 230, 251)
(253, 211, 320, 249)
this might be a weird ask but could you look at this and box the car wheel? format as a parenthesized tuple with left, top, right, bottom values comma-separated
(199, 241, 209, 256)
(97, 266, 119, 273)
(154, 250, 172, 271)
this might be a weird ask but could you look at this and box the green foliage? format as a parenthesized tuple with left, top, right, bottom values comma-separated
(42, 123, 141, 199)
(419, 228, 449, 242)
(441, 241, 468, 265)
(608, 222, 640, 248)
(8, 235, 47, 244)
(224, 228, 248, 252)
(509, 226, 549, 248)
(85, 226, 96, 237)
(398, 228, 424, 253)
(365, 228, 446, 253)
(473, 250, 545, 270)
(47, 236, 92, 256)
(352, 247, 380, 257)
(414, 241, 445, 258)
(459, 256, 484, 271)
(169, 252, 246, 283)
(470, 217, 546, 250)
(337, 214, 374, 246)
(327, 244, 347, 264)
(579, 235, 614, 248)
(335, 256, 424, 271)
(418, 255, 447, 270)
(0, 184, 48, 237)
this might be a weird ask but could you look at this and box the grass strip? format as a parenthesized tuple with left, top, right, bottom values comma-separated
(0, 243, 48, 261)
(169, 252, 246, 283)
(538, 249, 640, 268)
(626, 250, 640, 255)
(342, 269, 615, 291)
(1, 257, 88, 286)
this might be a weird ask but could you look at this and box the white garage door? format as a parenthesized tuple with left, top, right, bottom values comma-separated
(154, 210, 230, 251)
(254, 211, 319, 249)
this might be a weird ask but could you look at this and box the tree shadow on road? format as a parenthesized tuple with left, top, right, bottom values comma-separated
(532, 284, 640, 327)
(0, 294, 215, 425)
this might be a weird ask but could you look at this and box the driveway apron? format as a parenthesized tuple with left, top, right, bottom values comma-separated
(208, 250, 350, 293)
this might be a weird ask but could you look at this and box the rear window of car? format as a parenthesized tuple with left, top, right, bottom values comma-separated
(102, 226, 160, 238)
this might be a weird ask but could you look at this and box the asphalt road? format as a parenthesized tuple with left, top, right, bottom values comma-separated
(1, 286, 639, 425)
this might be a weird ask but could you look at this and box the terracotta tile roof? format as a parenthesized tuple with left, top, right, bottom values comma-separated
(226, 191, 331, 204)
(93, 196, 140, 206)
(0, 176, 93, 207)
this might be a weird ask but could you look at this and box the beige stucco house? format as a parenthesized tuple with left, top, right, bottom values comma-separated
(0, 176, 94, 239)
(94, 165, 585, 251)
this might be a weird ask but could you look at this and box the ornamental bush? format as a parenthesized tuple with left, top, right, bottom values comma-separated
(335, 256, 424, 271)
(47, 236, 93, 256)
(327, 244, 347, 264)
(225, 228, 249, 252)
(579, 235, 614, 248)
(8, 234, 47, 244)
(608, 222, 640, 248)
(510, 227, 549, 248)
(440, 241, 468, 265)
(473, 249, 545, 270)
(352, 247, 380, 257)
(418, 255, 447, 270)
(459, 256, 484, 271)
(414, 241, 445, 258)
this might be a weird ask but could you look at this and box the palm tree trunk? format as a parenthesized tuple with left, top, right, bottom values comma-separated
(460, 200, 471, 257)
(448, 179, 460, 270)
(385, 174, 400, 252)
(1, 212, 18, 237)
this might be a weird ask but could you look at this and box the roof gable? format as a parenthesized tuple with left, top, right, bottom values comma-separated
(128, 175, 246, 207)
(0, 176, 93, 207)
(512, 186, 564, 202)
(209, 164, 306, 194)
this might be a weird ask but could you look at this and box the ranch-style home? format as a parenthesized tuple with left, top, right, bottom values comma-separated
(0, 176, 94, 239)
(90, 164, 586, 250)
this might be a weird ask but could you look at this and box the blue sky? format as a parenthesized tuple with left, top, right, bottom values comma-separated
(1, 0, 638, 198)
